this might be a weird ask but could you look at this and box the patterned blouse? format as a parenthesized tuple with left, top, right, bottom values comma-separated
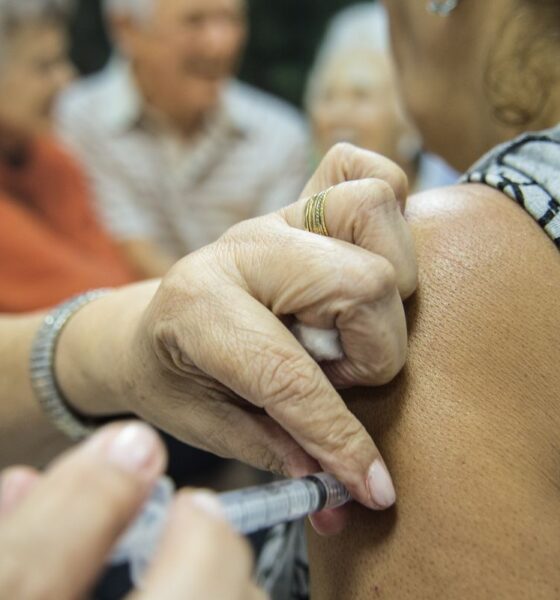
(461, 124, 560, 248)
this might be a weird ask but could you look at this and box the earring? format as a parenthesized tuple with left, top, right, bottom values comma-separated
(426, 0, 460, 16)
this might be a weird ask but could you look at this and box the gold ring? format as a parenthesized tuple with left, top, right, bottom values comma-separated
(304, 187, 333, 237)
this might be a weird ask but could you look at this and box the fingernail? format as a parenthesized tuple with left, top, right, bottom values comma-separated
(105, 423, 160, 475)
(367, 459, 396, 509)
(188, 492, 226, 520)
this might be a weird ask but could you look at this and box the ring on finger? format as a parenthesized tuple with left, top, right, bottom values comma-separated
(304, 187, 333, 237)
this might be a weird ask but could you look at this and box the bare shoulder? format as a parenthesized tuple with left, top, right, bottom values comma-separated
(308, 184, 560, 600)
(406, 182, 559, 269)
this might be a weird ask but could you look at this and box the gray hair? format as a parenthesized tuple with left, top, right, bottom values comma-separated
(103, 0, 155, 22)
(306, 2, 391, 109)
(0, 0, 71, 58)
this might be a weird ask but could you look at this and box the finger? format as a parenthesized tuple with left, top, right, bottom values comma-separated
(172, 281, 396, 510)
(300, 142, 409, 209)
(140, 389, 320, 478)
(0, 467, 40, 517)
(138, 491, 258, 600)
(0, 422, 166, 600)
(309, 505, 350, 537)
(248, 582, 270, 600)
(231, 220, 408, 388)
(282, 178, 418, 298)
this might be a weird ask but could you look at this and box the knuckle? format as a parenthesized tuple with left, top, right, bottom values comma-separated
(364, 257, 398, 300)
(323, 415, 365, 453)
(326, 141, 357, 167)
(368, 340, 408, 385)
(353, 179, 398, 224)
(158, 254, 211, 311)
(313, 416, 369, 471)
(369, 179, 398, 208)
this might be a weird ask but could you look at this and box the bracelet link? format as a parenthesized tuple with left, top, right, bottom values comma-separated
(29, 289, 114, 441)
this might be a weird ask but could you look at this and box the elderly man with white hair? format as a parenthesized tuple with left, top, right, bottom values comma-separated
(57, 0, 311, 278)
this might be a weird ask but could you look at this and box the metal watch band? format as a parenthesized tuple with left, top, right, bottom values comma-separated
(29, 289, 114, 441)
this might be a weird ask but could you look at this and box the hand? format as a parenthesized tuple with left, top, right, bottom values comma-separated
(0, 423, 265, 600)
(58, 143, 417, 523)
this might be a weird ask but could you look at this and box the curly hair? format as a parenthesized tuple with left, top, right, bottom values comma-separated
(485, 0, 560, 127)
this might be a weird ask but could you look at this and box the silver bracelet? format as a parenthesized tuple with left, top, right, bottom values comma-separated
(29, 289, 114, 441)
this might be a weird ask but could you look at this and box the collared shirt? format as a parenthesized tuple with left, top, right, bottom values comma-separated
(56, 59, 312, 258)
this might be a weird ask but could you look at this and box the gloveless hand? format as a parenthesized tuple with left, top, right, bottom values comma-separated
(59, 143, 417, 522)
(0, 423, 264, 600)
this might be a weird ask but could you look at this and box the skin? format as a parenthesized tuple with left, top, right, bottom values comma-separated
(384, 0, 560, 171)
(308, 0, 560, 596)
(110, 0, 248, 137)
(0, 145, 417, 526)
(0, 422, 265, 599)
(310, 50, 421, 186)
(0, 23, 73, 152)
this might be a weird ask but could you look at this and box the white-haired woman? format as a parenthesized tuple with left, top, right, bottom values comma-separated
(306, 2, 457, 192)
(0, 0, 143, 312)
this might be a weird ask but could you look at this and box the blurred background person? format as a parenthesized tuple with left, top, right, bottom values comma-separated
(57, 0, 312, 278)
(0, 0, 139, 313)
(306, 2, 457, 192)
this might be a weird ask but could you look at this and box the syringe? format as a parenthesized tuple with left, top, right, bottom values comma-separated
(220, 472, 351, 534)
(111, 473, 350, 586)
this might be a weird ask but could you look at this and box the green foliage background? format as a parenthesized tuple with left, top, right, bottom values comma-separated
(69, 0, 360, 108)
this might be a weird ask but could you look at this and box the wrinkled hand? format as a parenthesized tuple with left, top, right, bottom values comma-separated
(122, 144, 417, 517)
(0, 423, 264, 600)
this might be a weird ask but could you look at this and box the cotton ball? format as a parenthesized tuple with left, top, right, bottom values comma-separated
(292, 323, 344, 362)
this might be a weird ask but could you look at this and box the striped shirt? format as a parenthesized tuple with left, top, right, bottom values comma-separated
(56, 59, 312, 258)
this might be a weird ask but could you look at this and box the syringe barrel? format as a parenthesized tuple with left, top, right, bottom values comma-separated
(111, 473, 350, 587)
(220, 473, 350, 535)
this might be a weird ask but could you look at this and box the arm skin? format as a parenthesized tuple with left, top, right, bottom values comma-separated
(308, 184, 560, 599)
(0, 281, 160, 469)
(0, 314, 70, 467)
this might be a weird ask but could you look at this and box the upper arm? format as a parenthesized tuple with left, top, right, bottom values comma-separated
(308, 185, 560, 599)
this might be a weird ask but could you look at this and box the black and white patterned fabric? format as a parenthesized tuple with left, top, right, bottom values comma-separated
(257, 124, 560, 600)
(256, 522, 309, 600)
(461, 124, 560, 249)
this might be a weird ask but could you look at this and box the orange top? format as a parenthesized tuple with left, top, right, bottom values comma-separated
(0, 136, 138, 313)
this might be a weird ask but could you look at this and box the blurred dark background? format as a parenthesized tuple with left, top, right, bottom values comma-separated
(68, 0, 359, 108)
